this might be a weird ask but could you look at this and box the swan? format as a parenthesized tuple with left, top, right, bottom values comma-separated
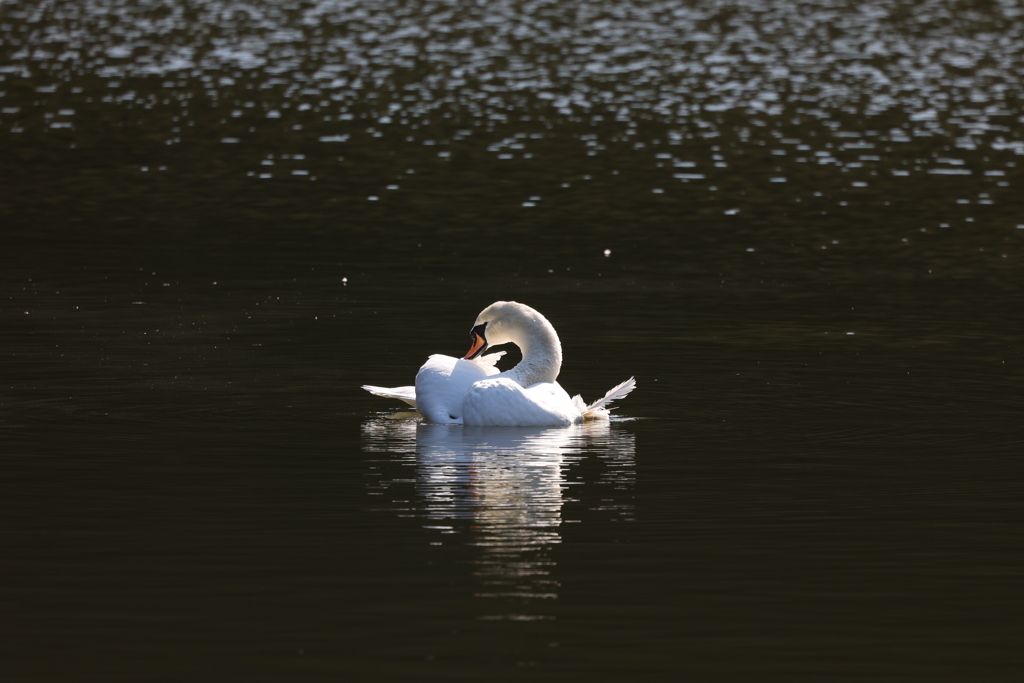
(362, 301, 635, 426)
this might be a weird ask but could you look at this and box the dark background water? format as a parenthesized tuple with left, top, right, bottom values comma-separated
(2, 0, 1023, 680)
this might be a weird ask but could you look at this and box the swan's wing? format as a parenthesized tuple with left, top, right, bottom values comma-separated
(363, 353, 502, 418)
(582, 377, 636, 420)
(462, 378, 576, 427)
(471, 350, 506, 368)
(415, 354, 496, 423)
(362, 385, 417, 408)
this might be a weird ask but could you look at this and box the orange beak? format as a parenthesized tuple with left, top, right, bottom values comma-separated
(462, 323, 488, 360)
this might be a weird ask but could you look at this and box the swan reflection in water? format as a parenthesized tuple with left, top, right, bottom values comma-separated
(361, 417, 636, 614)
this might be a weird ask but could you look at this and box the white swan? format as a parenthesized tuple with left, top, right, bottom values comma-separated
(362, 301, 635, 427)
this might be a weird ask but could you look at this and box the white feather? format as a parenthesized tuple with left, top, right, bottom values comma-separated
(581, 376, 637, 420)
(361, 384, 417, 407)
(473, 350, 507, 368)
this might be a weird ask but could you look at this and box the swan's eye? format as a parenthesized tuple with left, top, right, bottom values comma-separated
(468, 321, 488, 341)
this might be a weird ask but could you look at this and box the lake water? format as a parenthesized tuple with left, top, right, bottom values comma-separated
(2, 0, 1023, 679)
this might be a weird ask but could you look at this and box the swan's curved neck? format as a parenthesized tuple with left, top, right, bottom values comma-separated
(506, 321, 562, 387)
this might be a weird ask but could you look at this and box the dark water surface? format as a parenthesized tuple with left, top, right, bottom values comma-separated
(3, 0, 1023, 680)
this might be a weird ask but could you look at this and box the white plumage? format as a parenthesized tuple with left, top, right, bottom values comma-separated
(362, 301, 635, 427)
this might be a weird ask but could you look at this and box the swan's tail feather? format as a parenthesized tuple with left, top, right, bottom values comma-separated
(581, 377, 636, 420)
(362, 385, 417, 408)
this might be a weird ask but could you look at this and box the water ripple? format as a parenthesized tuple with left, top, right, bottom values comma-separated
(4, 0, 1022, 148)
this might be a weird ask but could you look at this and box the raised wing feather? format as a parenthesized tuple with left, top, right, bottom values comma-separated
(581, 377, 637, 420)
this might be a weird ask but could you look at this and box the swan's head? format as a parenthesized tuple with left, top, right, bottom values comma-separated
(462, 301, 549, 360)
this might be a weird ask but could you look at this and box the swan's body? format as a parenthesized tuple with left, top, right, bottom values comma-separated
(363, 301, 635, 427)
